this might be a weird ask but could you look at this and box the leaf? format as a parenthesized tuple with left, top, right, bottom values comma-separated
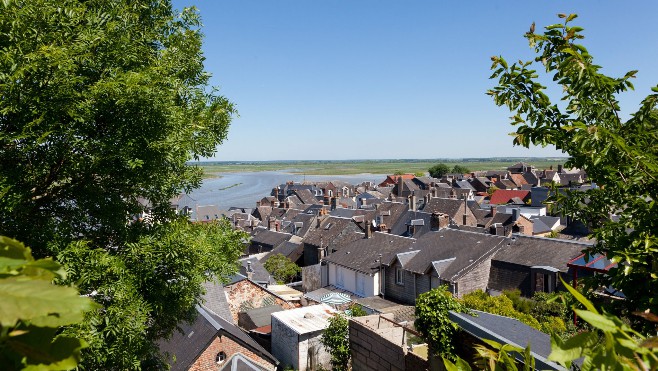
(573, 309, 617, 332)
(0, 277, 96, 327)
(640, 337, 658, 349)
(6, 326, 87, 369)
(559, 275, 597, 313)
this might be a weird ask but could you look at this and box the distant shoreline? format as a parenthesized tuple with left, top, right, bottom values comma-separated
(195, 157, 567, 178)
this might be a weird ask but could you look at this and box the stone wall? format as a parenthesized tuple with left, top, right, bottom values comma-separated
(189, 333, 276, 371)
(225, 279, 296, 323)
(488, 260, 530, 296)
(302, 263, 322, 292)
(349, 314, 428, 371)
(455, 259, 492, 297)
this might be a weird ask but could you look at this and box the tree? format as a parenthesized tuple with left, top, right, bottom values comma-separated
(264, 253, 301, 283)
(489, 14, 658, 320)
(320, 314, 351, 371)
(451, 165, 471, 174)
(429, 163, 450, 178)
(0, 236, 96, 370)
(0, 0, 244, 368)
(414, 286, 467, 360)
(414, 171, 426, 177)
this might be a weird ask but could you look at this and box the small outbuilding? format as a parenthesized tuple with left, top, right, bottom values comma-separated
(270, 304, 337, 371)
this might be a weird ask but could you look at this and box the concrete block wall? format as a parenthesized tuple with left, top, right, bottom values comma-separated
(349, 314, 428, 371)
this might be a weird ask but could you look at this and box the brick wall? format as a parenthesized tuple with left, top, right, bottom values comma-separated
(225, 280, 296, 323)
(189, 334, 275, 371)
(349, 314, 428, 371)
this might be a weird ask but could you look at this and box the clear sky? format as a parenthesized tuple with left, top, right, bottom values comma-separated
(171, 1, 658, 161)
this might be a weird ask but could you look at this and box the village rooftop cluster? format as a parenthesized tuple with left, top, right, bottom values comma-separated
(157, 162, 610, 370)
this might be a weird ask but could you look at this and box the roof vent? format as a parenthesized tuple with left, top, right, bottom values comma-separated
(304, 313, 315, 319)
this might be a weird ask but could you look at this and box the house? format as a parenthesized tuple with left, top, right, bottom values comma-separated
(323, 231, 416, 297)
(196, 205, 222, 222)
(412, 176, 439, 190)
(507, 162, 535, 174)
(248, 227, 293, 254)
(302, 216, 363, 266)
(422, 197, 477, 226)
(393, 178, 420, 198)
(489, 189, 531, 205)
(488, 235, 590, 296)
(381, 229, 509, 302)
(378, 174, 415, 187)
(494, 178, 519, 190)
(469, 176, 494, 194)
(271, 304, 337, 371)
(169, 193, 196, 217)
(158, 305, 278, 371)
(224, 277, 298, 324)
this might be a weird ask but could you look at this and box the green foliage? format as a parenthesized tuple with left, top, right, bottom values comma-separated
(320, 314, 351, 371)
(487, 185, 499, 197)
(56, 220, 245, 369)
(460, 291, 543, 331)
(347, 303, 368, 317)
(393, 170, 406, 175)
(263, 253, 301, 284)
(451, 165, 471, 174)
(0, 0, 244, 368)
(488, 13, 658, 319)
(414, 171, 426, 177)
(428, 163, 450, 178)
(549, 277, 658, 370)
(415, 286, 467, 360)
(0, 236, 97, 370)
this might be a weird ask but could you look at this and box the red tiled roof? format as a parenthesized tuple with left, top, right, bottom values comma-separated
(489, 189, 531, 205)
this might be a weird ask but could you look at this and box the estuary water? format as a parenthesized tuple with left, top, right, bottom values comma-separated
(189, 170, 388, 210)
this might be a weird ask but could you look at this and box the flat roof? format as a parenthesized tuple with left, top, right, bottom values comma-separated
(271, 304, 337, 335)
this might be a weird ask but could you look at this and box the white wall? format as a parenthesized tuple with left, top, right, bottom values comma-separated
(327, 263, 378, 297)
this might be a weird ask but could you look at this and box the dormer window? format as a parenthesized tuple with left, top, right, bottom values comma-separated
(215, 351, 226, 364)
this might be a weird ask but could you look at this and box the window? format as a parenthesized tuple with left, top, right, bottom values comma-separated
(215, 351, 226, 364)
(395, 267, 404, 285)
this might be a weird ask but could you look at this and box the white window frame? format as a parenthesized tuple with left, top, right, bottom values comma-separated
(395, 267, 404, 285)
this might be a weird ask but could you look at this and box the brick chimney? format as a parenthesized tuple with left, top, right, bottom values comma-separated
(408, 195, 417, 211)
(268, 217, 276, 231)
(365, 220, 372, 239)
(330, 196, 337, 211)
(491, 206, 497, 217)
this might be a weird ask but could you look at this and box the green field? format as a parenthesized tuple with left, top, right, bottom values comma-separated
(196, 158, 567, 177)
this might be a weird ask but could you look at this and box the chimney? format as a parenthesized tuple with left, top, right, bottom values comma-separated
(408, 195, 417, 211)
(268, 217, 276, 231)
(275, 221, 280, 232)
(256, 201, 261, 207)
(365, 220, 372, 239)
(512, 208, 520, 222)
(463, 196, 468, 225)
(557, 164, 563, 173)
(491, 205, 497, 217)
(324, 195, 330, 205)
(246, 261, 254, 280)
(317, 247, 326, 262)
(316, 216, 322, 228)
(397, 176, 404, 196)
(330, 196, 337, 211)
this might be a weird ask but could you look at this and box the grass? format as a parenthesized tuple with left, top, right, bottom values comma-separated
(195, 158, 567, 178)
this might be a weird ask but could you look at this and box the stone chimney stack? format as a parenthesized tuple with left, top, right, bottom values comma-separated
(365, 220, 372, 239)
(557, 164, 563, 173)
(246, 261, 254, 280)
(408, 195, 417, 211)
(268, 217, 276, 231)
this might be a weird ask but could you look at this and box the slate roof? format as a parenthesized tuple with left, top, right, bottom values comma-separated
(330, 208, 358, 218)
(492, 235, 591, 271)
(450, 310, 564, 370)
(201, 280, 233, 324)
(262, 240, 304, 263)
(559, 173, 584, 186)
(158, 305, 278, 371)
(422, 197, 471, 219)
(250, 227, 293, 251)
(252, 206, 272, 222)
(386, 229, 508, 282)
(238, 305, 284, 330)
(304, 216, 358, 248)
(323, 232, 416, 275)
(454, 180, 476, 191)
(489, 190, 531, 205)
(197, 205, 222, 221)
(495, 179, 518, 190)
(389, 210, 433, 238)
(509, 173, 529, 188)
(292, 189, 320, 205)
(239, 257, 275, 285)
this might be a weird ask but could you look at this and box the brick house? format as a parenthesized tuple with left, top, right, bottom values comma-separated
(224, 277, 298, 323)
(158, 305, 278, 371)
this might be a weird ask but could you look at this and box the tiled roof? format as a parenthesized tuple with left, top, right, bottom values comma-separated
(250, 227, 293, 248)
(201, 280, 233, 324)
(422, 197, 471, 218)
(389, 210, 433, 238)
(489, 190, 531, 205)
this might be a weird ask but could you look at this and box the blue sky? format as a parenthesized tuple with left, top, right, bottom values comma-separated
(172, 1, 658, 161)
